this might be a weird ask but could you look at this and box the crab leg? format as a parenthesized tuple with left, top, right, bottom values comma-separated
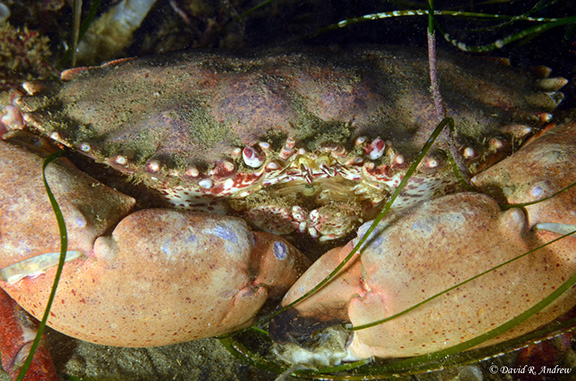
(0, 289, 57, 380)
(271, 122, 576, 361)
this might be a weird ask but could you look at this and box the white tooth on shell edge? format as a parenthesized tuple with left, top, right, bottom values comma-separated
(146, 159, 161, 173)
(424, 157, 439, 168)
(488, 138, 504, 150)
(462, 147, 476, 159)
(392, 153, 406, 165)
(198, 179, 213, 189)
(113, 155, 128, 166)
(222, 160, 235, 172)
(186, 166, 199, 177)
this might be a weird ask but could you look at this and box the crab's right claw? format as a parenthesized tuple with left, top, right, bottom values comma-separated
(271, 122, 576, 362)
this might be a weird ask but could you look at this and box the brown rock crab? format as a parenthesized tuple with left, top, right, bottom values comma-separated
(0, 45, 575, 378)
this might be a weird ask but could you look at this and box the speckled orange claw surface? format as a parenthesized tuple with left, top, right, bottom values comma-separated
(271, 122, 576, 362)
(0, 135, 310, 350)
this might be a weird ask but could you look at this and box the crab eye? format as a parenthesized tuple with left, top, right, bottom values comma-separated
(367, 137, 386, 160)
(242, 146, 264, 168)
(145, 159, 161, 173)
